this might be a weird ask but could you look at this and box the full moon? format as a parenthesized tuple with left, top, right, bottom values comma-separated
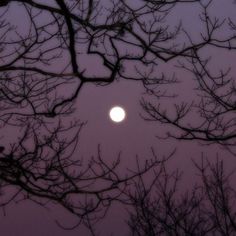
(109, 106, 126, 123)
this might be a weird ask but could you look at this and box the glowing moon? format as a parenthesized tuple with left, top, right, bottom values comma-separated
(109, 106, 126, 123)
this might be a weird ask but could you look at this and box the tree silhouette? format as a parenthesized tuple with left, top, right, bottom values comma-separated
(0, 0, 235, 235)
(141, 1, 236, 150)
(126, 156, 236, 235)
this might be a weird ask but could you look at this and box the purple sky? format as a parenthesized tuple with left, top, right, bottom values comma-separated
(0, 0, 236, 235)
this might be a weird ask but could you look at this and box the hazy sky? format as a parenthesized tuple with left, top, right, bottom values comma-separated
(0, 0, 236, 235)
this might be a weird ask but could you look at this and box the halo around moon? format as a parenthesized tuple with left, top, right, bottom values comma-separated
(109, 106, 126, 123)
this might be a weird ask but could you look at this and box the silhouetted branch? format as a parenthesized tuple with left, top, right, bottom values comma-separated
(127, 155, 236, 235)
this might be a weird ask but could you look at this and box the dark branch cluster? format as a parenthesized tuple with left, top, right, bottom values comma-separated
(126, 157, 236, 235)
(0, 118, 164, 230)
(0, 0, 223, 119)
(141, 1, 236, 150)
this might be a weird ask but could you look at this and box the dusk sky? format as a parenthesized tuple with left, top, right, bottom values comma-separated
(0, 0, 236, 235)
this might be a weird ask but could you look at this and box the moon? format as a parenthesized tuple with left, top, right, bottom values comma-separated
(109, 106, 126, 123)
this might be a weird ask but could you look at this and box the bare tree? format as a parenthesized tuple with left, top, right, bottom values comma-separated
(126, 156, 236, 236)
(0, 117, 168, 233)
(1, 0, 232, 120)
(0, 0, 235, 235)
(141, 1, 236, 150)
